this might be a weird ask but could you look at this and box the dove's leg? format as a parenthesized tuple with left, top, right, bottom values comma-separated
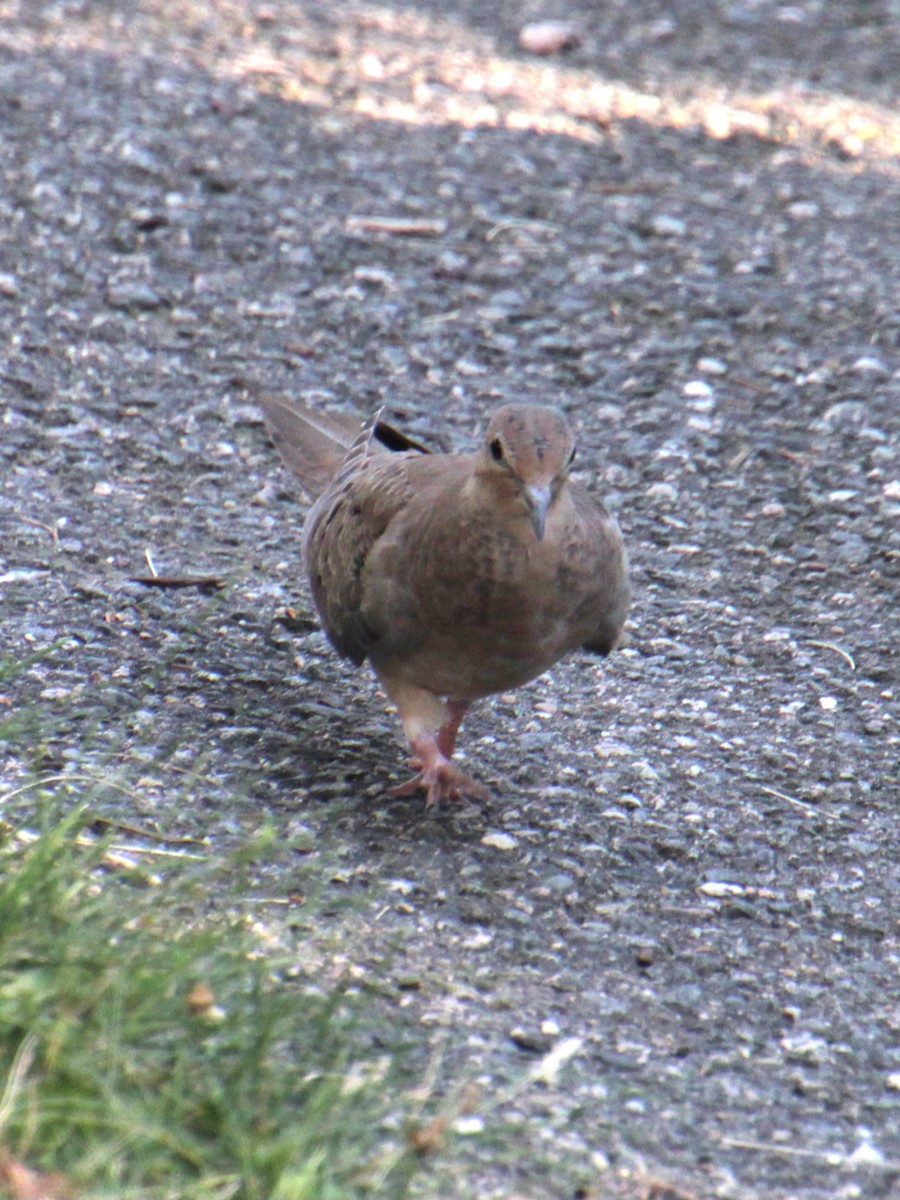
(377, 676, 487, 807)
(436, 698, 470, 758)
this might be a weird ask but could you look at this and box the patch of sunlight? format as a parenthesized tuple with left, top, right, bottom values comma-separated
(3, 0, 898, 160)
(230, 4, 900, 161)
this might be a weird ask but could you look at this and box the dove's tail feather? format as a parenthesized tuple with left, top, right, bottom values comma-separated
(258, 394, 430, 501)
(257, 395, 361, 500)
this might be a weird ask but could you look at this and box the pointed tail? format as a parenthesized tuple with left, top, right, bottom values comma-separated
(257, 396, 361, 500)
(258, 395, 430, 500)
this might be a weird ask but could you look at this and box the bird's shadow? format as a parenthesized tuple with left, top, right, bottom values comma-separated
(250, 678, 497, 844)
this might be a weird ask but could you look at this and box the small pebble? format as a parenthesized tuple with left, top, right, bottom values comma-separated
(435, 250, 468, 277)
(832, 534, 870, 564)
(353, 265, 394, 287)
(481, 831, 517, 850)
(683, 379, 716, 410)
(518, 21, 582, 55)
(780, 1032, 829, 1064)
(683, 378, 715, 399)
(649, 213, 687, 238)
(696, 356, 727, 375)
(699, 881, 744, 898)
(851, 355, 888, 375)
(509, 1027, 550, 1053)
(453, 1116, 485, 1134)
(845, 1138, 886, 1167)
(821, 400, 868, 430)
(786, 201, 820, 219)
(646, 482, 679, 504)
(106, 279, 164, 309)
(387, 878, 416, 895)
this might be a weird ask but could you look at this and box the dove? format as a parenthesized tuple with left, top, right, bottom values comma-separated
(259, 397, 630, 807)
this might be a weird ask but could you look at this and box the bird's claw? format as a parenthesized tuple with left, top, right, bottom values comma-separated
(389, 758, 489, 809)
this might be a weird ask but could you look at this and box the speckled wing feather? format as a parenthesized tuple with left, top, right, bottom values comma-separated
(301, 418, 435, 666)
(569, 482, 631, 657)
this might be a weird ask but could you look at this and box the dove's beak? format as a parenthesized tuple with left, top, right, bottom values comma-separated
(524, 484, 552, 541)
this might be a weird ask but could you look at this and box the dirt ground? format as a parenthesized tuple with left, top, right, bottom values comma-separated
(1, 2, 898, 1197)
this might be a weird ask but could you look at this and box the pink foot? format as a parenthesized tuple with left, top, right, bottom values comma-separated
(390, 741, 489, 809)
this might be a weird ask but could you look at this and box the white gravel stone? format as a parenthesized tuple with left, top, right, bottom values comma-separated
(481, 831, 518, 850)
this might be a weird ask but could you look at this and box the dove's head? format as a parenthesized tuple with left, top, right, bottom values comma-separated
(478, 404, 576, 541)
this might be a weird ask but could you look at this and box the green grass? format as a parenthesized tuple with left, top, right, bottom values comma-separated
(0, 798, 431, 1199)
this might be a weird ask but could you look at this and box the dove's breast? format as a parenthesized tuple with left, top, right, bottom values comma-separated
(358, 474, 629, 700)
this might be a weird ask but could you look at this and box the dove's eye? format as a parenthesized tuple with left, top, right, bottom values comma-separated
(568, 448, 576, 466)
(489, 437, 505, 462)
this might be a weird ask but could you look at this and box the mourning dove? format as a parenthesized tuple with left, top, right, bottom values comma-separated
(259, 397, 631, 807)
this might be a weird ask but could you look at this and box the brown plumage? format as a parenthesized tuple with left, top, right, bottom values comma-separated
(259, 397, 630, 807)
